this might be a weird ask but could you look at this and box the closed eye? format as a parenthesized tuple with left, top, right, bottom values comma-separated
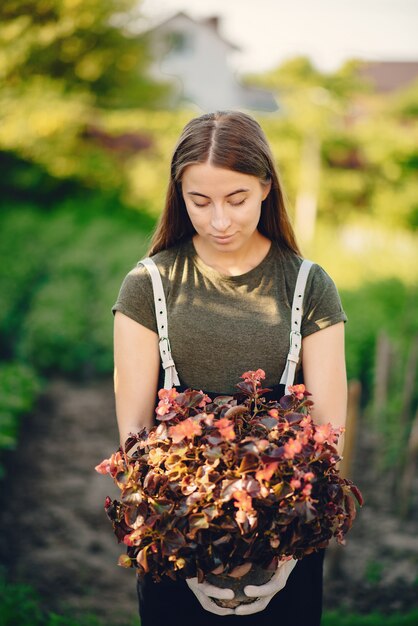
(192, 199, 246, 208)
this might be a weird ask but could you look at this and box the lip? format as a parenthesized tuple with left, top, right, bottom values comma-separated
(212, 234, 236, 243)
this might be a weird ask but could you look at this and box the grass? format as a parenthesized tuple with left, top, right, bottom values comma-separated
(322, 610, 418, 626)
(0, 575, 140, 626)
(1, 574, 417, 626)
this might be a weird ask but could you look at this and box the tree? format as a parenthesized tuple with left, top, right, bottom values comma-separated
(245, 56, 418, 232)
(0, 0, 172, 189)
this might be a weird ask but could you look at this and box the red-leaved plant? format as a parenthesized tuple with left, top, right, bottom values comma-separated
(95, 370, 363, 586)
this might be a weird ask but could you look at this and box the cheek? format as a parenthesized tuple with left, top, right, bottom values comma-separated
(185, 205, 205, 229)
(240, 203, 262, 226)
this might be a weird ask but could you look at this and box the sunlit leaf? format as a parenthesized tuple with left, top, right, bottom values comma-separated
(118, 553, 133, 568)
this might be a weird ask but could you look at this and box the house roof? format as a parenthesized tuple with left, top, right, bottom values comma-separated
(358, 60, 418, 93)
(144, 10, 241, 52)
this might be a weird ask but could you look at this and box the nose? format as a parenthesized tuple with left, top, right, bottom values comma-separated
(210, 203, 232, 232)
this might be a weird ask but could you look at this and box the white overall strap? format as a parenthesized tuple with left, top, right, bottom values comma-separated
(279, 259, 314, 395)
(139, 257, 180, 389)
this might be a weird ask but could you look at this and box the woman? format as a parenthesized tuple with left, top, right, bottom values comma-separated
(111, 110, 348, 625)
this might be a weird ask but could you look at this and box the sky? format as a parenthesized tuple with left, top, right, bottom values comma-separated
(138, 0, 418, 75)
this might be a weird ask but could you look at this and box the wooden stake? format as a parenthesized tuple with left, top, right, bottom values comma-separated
(340, 379, 361, 479)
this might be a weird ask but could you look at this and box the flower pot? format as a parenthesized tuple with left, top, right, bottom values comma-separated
(205, 563, 274, 609)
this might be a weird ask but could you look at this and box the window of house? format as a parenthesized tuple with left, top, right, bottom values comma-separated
(166, 30, 192, 55)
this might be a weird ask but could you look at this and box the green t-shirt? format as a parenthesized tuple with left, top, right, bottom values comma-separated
(111, 237, 348, 394)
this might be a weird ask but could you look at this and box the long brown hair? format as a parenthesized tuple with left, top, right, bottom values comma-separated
(148, 110, 301, 256)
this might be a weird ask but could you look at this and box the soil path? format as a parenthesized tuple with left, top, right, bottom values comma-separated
(0, 377, 417, 624)
(0, 377, 138, 625)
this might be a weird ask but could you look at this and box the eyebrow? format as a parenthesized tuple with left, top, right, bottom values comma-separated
(186, 188, 250, 199)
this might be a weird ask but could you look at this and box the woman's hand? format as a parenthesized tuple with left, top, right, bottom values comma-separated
(186, 577, 235, 616)
(234, 558, 298, 616)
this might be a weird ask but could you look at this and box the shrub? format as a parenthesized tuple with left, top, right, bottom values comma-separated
(0, 361, 41, 476)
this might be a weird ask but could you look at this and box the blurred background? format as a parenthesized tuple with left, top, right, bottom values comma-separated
(0, 1, 417, 625)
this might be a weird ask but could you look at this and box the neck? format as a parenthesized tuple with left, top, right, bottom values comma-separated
(192, 232, 272, 276)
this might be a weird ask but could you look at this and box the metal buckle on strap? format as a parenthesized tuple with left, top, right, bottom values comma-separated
(159, 336, 171, 350)
(289, 330, 302, 342)
(159, 336, 172, 363)
(289, 330, 302, 352)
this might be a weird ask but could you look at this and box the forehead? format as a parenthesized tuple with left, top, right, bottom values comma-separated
(181, 162, 260, 192)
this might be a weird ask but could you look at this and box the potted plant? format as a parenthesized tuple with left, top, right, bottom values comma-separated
(95, 369, 363, 608)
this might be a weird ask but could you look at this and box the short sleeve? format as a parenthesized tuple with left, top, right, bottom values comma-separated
(301, 263, 348, 337)
(111, 263, 158, 334)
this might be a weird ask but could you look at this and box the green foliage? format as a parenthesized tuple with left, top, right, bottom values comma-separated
(247, 56, 418, 233)
(364, 560, 384, 585)
(322, 610, 418, 626)
(252, 55, 324, 91)
(245, 55, 370, 99)
(0, 151, 79, 206)
(2, 39, 417, 230)
(305, 222, 418, 291)
(0, 0, 165, 108)
(340, 278, 417, 394)
(98, 107, 200, 215)
(388, 78, 418, 121)
(0, 199, 152, 379)
(0, 576, 43, 626)
(291, 220, 418, 467)
(0, 573, 140, 626)
(0, 361, 42, 475)
(0, 0, 172, 191)
(341, 278, 418, 466)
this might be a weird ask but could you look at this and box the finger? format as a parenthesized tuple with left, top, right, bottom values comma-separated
(234, 595, 270, 615)
(284, 558, 298, 573)
(198, 581, 234, 600)
(244, 560, 297, 598)
(186, 578, 233, 599)
(244, 570, 287, 597)
(193, 588, 235, 616)
(244, 580, 282, 597)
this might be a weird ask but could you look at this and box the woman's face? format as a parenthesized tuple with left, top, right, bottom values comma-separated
(181, 162, 271, 253)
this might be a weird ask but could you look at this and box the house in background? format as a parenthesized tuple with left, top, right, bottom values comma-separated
(144, 11, 279, 113)
(357, 60, 418, 93)
(343, 59, 418, 126)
